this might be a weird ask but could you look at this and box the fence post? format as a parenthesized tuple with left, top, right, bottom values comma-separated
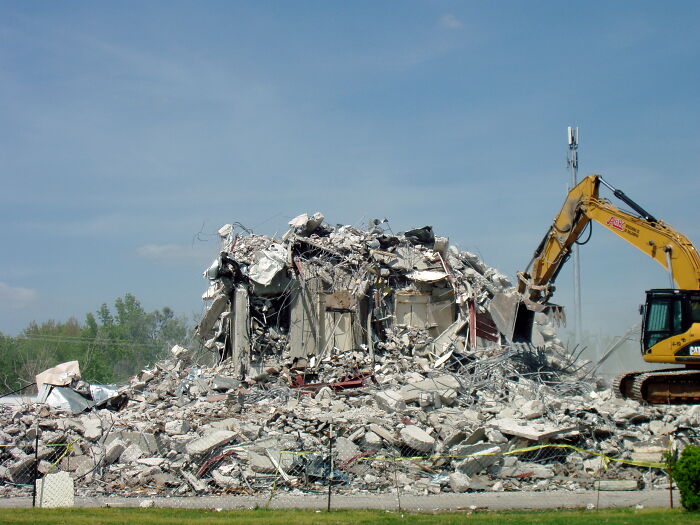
(668, 463, 673, 509)
(327, 421, 333, 512)
(32, 419, 39, 507)
(394, 454, 402, 512)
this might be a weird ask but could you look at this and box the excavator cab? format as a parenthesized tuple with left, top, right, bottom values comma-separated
(642, 289, 700, 363)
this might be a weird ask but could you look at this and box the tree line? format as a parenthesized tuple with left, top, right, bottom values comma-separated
(0, 293, 191, 394)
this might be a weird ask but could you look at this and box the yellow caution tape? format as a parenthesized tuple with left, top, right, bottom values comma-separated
(0, 442, 74, 448)
(350, 443, 665, 469)
(0, 439, 80, 477)
(43, 439, 80, 475)
(0, 440, 666, 471)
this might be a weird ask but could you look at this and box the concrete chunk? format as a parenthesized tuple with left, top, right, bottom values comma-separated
(456, 445, 501, 476)
(400, 425, 435, 453)
(119, 444, 144, 463)
(8, 456, 35, 482)
(449, 471, 471, 492)
(248, 449, 294, 473)
(369, 424, 396, 445)
(490, 418, 576, 442)
(104, 439, 126, 465)
(165, 420, 191, 435)
(335, 437, 360, 462)
(374, 390, 406, 412)
(518, 400, 545, 420)
(81, 417, 102, 441)
(196, 294, 229, 339)
(210, 376, 241, 392)
(185, 430, 236, 455)
(400, 375, 461, 404)
(594, 479, 640, 491)
(137, 457, 166, 467)
(631, 445, 666, 463)
(106, 431, 161, 456)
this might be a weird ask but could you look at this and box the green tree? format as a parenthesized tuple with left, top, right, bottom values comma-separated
(668, 445, 700, 511)
(0, 294, 191, 393)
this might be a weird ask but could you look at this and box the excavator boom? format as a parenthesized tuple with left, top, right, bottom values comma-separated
(518, 175, 700, 300)
(514, 174, 700, 404)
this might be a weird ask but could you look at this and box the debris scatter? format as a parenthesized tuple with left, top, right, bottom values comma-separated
(1, 214, 696, 497)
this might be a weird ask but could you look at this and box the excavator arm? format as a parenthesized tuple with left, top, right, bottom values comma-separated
(510, 174, 700, 404)
(518, 175, 700, 304)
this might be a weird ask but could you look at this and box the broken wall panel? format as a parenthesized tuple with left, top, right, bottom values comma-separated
(197, 294, 229, 340)
(322, 310, 354, 355)
(395, 292, 430, 329)
(395, 292, 455, 337)
(231, 285, 251, 376)
(289, 277, 322, 360)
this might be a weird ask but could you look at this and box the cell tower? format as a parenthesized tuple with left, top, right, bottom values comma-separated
(567, 126, 582, 342)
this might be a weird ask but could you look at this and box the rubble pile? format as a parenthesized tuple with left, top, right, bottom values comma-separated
(1, 214, 698, 498)
(2, 348, 698, 497)
(198, 213, 563, 372)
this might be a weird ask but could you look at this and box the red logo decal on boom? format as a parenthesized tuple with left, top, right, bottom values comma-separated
(606, 216, 625, 231)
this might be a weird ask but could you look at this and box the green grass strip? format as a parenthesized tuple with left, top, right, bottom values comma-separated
(0, 507, 696, 525)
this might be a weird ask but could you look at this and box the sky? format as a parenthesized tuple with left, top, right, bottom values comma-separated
(1, 1, 699, 358)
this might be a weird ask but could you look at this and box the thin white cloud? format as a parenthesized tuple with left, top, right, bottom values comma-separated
(0, 282, 38, 309)
(440, 14, 463, 29)
(135, 244, 212, 266)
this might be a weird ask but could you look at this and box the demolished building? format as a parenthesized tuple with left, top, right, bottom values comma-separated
(2, 213, 698, 500)
(196, 213, 559, 381)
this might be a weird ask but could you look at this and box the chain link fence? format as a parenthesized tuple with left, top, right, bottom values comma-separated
(2, 400, 693, 510)
(0, 412, 78, 507)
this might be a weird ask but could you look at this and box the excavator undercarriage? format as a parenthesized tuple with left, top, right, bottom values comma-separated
(613, 368, 700, 405)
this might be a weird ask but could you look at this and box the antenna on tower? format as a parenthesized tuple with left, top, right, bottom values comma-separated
(567, 126, 582, 343)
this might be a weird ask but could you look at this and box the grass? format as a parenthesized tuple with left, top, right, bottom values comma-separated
(0, 508, 696, 525)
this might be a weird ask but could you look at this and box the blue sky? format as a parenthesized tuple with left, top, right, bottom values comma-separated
(1, 1, 699, 346)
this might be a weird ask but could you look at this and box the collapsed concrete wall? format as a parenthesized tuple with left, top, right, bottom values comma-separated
(196, 213, 561, 380)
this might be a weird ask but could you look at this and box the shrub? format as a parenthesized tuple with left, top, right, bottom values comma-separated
(670, 444, 700, 511)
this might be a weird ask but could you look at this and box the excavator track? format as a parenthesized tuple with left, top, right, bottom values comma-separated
(614, 369, 700, 404)
(612, 371, 642, 400)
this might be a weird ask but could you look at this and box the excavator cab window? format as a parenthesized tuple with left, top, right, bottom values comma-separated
(691, 295, 700, 324)
(643, 292, 687, 350)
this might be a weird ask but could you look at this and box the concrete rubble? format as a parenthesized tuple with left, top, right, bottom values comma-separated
(1, 214, 699, 498)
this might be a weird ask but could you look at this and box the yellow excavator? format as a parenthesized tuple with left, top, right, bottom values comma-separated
(516, 174, 700, 404)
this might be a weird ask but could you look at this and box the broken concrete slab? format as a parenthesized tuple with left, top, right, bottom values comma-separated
(489, 418, 576, 442)
(165, 420, 191, 436)
(448, 471, 471, 492)
(594, 479, 640, 491)
(631, 445, 667, 463)
(185, 430, 236, 456)
(104, 439, 127, 465)
(400, 375, 461, 404)
(400, 425, 435, 453)
(373, 390, 406, 412)
(369, 424, 396, 445)
(35, 361, 81, 391)
(455, 445, 501, 476)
